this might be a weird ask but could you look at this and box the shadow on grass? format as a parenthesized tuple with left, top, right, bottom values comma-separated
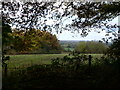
(2, 62, 120, 89)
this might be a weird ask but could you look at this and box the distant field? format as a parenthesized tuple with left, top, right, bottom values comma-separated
(88, 54, 103, 58)
(64, 48, 74, 51)
(5, 54, 103, 69)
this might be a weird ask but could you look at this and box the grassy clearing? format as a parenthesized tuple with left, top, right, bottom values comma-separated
(5, 53, 103, 70)
(5, 54, 67, 69)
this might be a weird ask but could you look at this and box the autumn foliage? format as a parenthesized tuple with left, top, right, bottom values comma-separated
(3, 25, 62, 54)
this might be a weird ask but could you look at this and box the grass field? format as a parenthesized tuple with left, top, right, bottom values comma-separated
(5, 54, 68, 69)
(5, 53, 103, 70)
(3, 54, 120, 89)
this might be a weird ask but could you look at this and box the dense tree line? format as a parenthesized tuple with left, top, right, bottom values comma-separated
(2, 23, 62, 54)
(75, 41, 108, 54)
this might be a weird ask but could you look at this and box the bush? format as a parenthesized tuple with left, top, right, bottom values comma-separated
(51, 54, 88, 71)
(106, 39, 120, 59)
(6, 49, 17, 55)
(75, 41, 108, 54)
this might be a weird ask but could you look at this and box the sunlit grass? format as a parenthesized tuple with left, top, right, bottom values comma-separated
(5, 54, 67, 69)
(4, 53, 104, 73)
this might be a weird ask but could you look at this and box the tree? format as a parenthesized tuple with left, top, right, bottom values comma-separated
(106, 39, 120, 59)
(2, 21, 13, 54)
(39, 31, 62, 53)
(10, 29, 61, 54)
(11, 29, 40, 53)
(75, 41, 87, 53)
(75, 41, 108, 54)
(2, 1, 120, 55)
(2, 1, 120, 38)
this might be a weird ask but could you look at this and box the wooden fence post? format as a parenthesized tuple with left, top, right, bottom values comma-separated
(88, 55, 92, 68)
(4, 63, 7, 77)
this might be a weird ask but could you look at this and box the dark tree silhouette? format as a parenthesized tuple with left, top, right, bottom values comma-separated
(2, 1, 120, 37)
(2, 21, 13, 54)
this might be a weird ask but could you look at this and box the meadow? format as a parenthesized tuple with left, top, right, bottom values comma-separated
(3, 53, 104, 77)
(5, 54, 102, 69)
(5, 54, 67, 70)
(4, 53, 102, 76)
(3, 53, 120, 89)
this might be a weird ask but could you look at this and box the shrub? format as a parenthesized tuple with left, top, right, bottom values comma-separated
(106, 39, 120, 59)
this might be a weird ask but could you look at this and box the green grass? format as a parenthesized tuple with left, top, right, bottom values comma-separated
(5, 54, 68, 69)
(64, 48, 74, 51)
(3, 53, 120, 89)
(4, 53, 120, 89)
(4, 53, 103, 71)
(89, 54, 103, 58)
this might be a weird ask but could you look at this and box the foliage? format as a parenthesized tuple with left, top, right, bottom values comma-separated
(39, 31, 62, 54)
(51, 54, 88, 71)
(2, 2, 120, 39)
(106, 39, 120, 59)
(3, 53, 120, 89)
(2, 5, 62, 54)
(103, 39, 120, 66)
(11, 29, 42, 53)
(75, 41, 108, 54)
(60, 40, 79, 52)
(2, 21, 13, 54)
(3, 28, 62, 54)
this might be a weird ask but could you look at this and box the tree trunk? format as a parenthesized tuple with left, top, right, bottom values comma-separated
(118, 16, 120, 39)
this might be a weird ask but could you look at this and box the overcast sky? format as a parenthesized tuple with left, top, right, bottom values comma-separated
(5, 1, 119, 41)
(55, 16, 118, 41)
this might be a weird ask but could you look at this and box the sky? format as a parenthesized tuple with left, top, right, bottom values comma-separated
(5, 1, 119, 42)
(55, 16, 119, 41)
(47, 2, 119, 41)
